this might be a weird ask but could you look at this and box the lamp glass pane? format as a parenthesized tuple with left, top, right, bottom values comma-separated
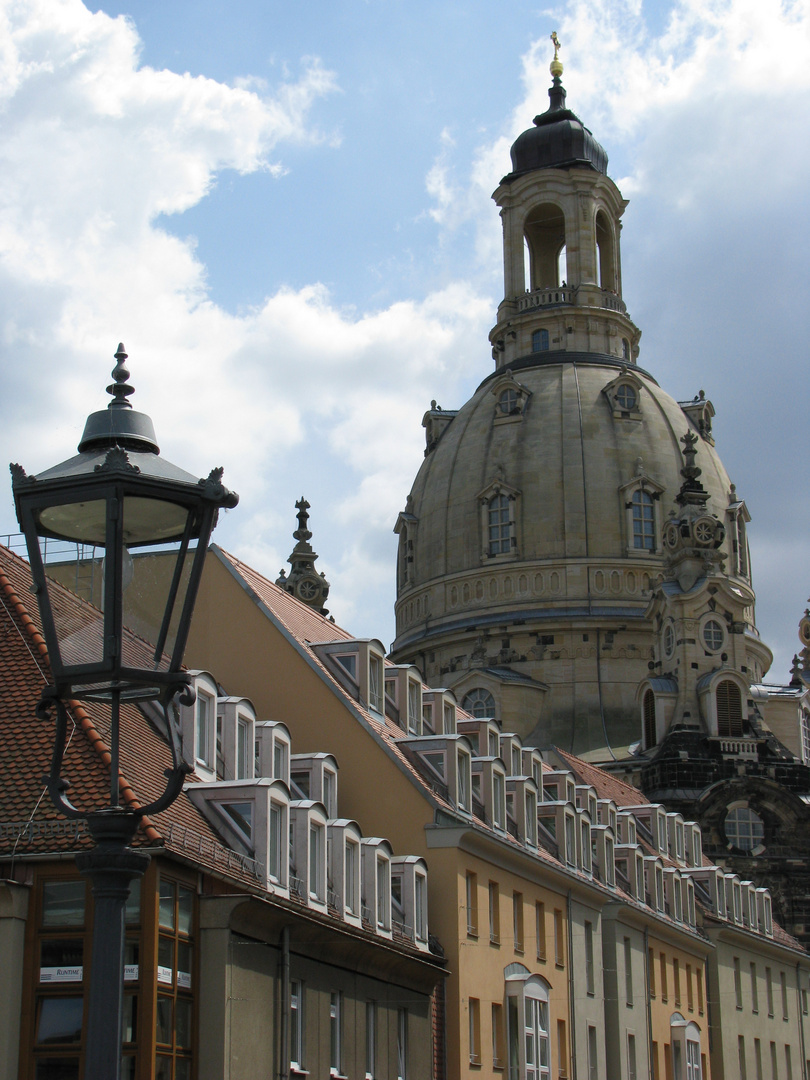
(38, 495, 190, 546)
(36, 534, 106, 669)
(120, 539, 195, 673)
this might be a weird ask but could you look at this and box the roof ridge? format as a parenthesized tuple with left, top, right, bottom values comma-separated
(0, 547, 160, 842)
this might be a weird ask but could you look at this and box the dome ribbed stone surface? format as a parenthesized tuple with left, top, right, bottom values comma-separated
(402, 360, 731, 593)
(393, 356, 735, 755)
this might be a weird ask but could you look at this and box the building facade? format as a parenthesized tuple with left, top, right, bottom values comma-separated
(0, 543, 444, 1080)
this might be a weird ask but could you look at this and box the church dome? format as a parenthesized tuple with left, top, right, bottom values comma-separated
(508, 79, 608, 178)
(391, 354, 742, 752)
(391, 51, 763, 758)
(396, 355, 733, 623)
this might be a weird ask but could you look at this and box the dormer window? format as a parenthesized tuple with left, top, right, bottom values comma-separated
(443, 701, 456, 734)
(269, 799, 287, 885)
(491, 371, 531, 424)
(564, 812, 577, 867)
(615, 384, 637, 411)
(309, 822, 325, 902)
(345, 837, 359, 917)
(457, 749, 472, 814)
(603, 369, 643, 420)
(336, 654, 357, 679)
(493, 770, 506, 831)
(196, 689, 214, 770)
(376, 854, 391, 932)
(407, 680, 421, 735)
(218, 801, 253, 843)
(369, 653, 383, 713)
(273, 738, 289, 785)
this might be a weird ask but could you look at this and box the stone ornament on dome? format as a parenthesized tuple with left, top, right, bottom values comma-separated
(663, 434, 726, 590)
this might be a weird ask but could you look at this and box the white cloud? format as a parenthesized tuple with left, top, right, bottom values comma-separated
(0, 0, 492, 652)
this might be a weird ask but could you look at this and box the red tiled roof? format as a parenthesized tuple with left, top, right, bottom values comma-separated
(554, 747, 651, 807)
(0, 545, 246, 879)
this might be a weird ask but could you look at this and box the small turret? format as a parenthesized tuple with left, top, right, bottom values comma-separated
(276, 498, 331, 615)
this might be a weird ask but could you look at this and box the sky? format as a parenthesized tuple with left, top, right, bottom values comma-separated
(0, 0, 808, 681)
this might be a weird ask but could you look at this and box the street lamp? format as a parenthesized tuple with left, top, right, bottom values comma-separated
(10, 344, 238, 1079)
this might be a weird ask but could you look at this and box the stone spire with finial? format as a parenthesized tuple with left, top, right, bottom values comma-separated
(275, 498, 331, 615)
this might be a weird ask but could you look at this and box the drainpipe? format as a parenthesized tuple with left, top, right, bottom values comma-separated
(279, 925, 290, 1080)
(644, 927, 654, 1080)
(797, 962, 807, 1080)
(567, 890, 577, 1080)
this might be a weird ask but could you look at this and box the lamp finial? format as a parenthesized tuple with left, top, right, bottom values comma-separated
(106, 342, 134, 411)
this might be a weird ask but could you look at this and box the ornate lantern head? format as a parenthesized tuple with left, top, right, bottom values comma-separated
(11, 344, 238, 704)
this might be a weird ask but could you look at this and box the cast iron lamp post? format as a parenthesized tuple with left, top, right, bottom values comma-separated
(10, 344, 238, 1079)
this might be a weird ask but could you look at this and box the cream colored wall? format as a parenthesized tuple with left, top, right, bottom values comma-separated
(706, 935, 810, 1080)
(600, 916, 651, 1080)
(0, 881, 29, 1080)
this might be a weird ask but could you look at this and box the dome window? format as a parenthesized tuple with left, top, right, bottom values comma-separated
(531, 329, 550, 353)
(488, 494, 512, 555)
(462, 688, 496, 719)
(478, 480, 520, 562)
(716, 679, 743, 737)
(663, 621, 675, 659)
(631, 491, 655, 551)
(615, 384, 636, 411)
(499, 388, 519, 414)
(603, 369, 643, 420)
(702, 618, 725, 653)
(725, 806, 764, 852)
(620, 471, 664, 557)
(491, 371, 531, 424)
(643, 689, 656, 749)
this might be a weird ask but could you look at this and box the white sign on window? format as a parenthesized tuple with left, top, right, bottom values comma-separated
(157, 965, 173, 985)
(40, 966, 83, 983)
(177, 970, 191, 989)
(124, 965, 139, 982)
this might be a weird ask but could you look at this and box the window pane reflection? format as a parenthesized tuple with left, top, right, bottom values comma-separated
(37, 998, 84, 1044)
(42, 882, 85, 928)
(156, 996, 173, 1045)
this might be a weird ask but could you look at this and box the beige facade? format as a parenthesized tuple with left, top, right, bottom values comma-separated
(703, 921, 810, 1080)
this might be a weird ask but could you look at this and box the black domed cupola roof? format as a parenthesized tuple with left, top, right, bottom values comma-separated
(508, 75, 608, 179)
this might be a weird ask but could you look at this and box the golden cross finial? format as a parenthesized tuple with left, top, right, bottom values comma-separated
(550, 31, 564, 78)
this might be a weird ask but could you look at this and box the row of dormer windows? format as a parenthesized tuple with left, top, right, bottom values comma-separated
(182, 672, 430, 951)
